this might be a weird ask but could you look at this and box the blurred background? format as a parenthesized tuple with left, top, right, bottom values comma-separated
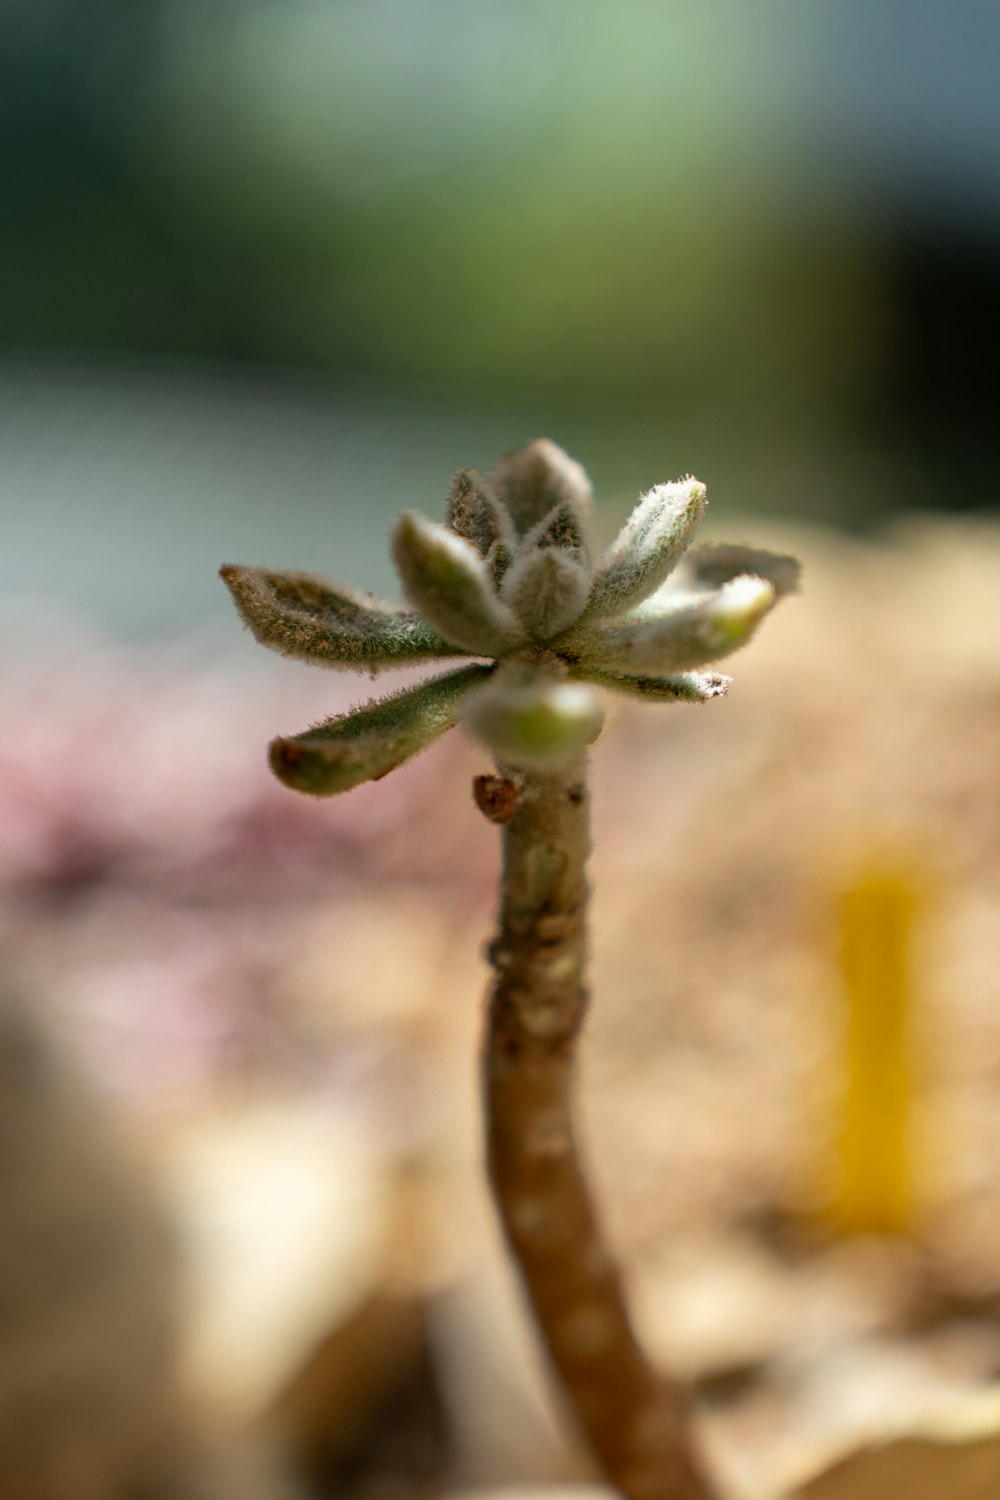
(1, 5, 999, 1500)
(2, 0, 999, 628)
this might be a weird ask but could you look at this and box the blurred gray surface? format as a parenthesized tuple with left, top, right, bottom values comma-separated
(1, 360, 845, 642)
(0, 363, 528, 639)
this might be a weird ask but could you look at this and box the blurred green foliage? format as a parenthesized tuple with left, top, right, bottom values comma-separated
(1, 1, 996, 641)
(0, 1, 882, 411)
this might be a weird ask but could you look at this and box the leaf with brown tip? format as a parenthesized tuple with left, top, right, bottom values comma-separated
(220, 565, 457, 671)
(577, 667, 730, 703)
(269, 663, 494, 796)
(444, 468, 514, 555)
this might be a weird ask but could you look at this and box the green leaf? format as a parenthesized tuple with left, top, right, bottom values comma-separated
(444, 468, 514, 555)
(569, 575, 777, 676)
(500, 548, 592, 641)
(578, 667, 730, 703)
(220, 565, 457, 671)
(521, 497, 593, 568)
(584, 477, 707, 620)
(489, 439, 593, 536)
(391, 512, 526, 657)
(679, 542, 801, 598)
(462, 667, 604, 769)
(486, 536, 515, 589)
(269, 663, 494, 797)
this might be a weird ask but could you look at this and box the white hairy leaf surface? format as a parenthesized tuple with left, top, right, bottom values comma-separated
(570, 575, 777, 676)
(577, 667, 731, 703)
(501, 548, 592, 641)
(585, 477, 707, 620)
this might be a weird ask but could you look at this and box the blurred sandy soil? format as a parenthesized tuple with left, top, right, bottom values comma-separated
(2, 517, 1000, 1499)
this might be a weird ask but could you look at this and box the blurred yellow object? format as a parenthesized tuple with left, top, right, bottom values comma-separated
(830, 864, 920, 1235)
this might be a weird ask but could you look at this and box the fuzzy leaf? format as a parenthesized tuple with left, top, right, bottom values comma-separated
(585, 477, 707, 620)
(578, 667, 730, 703)
(679, 542, 801, 598)
(486, 537, 515, 589)
(500, 547, 592, 641)
(444, 468, 514, 555)
(462, 668, 604, 769)
(570, 575, 777, 676)
(521, 498, 593, 571)
(490, 440, 593, 536)
(269, 663, 493, 797)
(391, 512, 526, 657)
(220, 565, 457, 671)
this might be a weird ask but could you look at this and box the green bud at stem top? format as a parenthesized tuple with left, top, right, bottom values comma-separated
(463, 668, 604, 769)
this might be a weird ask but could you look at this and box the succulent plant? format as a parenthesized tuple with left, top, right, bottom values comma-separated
(221, 440, 798, 1500)
(220, 438, 798, 792)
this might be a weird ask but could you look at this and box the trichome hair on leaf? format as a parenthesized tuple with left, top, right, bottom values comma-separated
(584, 476, 706, 620)
(269, 663, 494, 797)
(391, 512, 526, 658)
(500, 548, 592, 641)
(219, 566, 458, 671)
(489, 438, 593, 536)
(219, 437, 799, 1500)
(444, 468, 514, 556)
(221, 437, 798, 789)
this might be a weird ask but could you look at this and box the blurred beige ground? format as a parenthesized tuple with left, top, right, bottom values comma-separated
(2, 516, 1000, 1499)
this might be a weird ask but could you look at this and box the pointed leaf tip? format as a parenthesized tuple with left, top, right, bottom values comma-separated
(500, 547, 592, 641)
(220, 564, 456, 670)
(444, 468, 513, 555)
(521, 496, 593, 566)
(585, 476, 707, 620)
(579, 667, 731, 703)
(269, 663, 493, 797)
(391, 512, 525, 657)
(486, 536, 515, 589)
(490, 439, 592, 536)
(463, 669, 604, 770)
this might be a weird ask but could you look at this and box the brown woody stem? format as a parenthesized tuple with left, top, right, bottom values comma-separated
(479, 757, 719, 1500)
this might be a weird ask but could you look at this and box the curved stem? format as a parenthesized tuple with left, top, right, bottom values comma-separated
(478, 758, 719, 1500)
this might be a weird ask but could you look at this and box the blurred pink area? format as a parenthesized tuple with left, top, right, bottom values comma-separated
(3, 520, 1000, 1496)
(0, 627, 496, 1105)
(4, 517, 1000, 1262)
(1, 516, 1000, 1230)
